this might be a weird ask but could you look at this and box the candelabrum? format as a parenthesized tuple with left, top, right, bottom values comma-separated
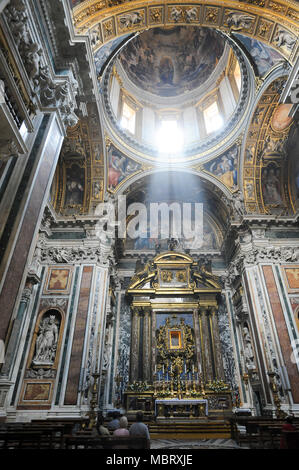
(169, 371, 174, 396)
(88, 372, 100, 430)
(268, 371, 286, 419)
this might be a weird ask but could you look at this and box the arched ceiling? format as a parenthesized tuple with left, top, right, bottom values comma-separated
(71, 0, 299, 66)
(243, 76, 295, 215)
(50, 0, 299, 222)
(120, 171, 229, 253)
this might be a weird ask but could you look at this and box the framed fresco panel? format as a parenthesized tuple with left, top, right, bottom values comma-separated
(43, 266, 73, 295)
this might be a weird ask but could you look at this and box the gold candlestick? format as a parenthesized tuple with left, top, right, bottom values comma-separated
(193, 373, 196, 393)
(88, 372, 100, 430)
(170, 372, 174, 396)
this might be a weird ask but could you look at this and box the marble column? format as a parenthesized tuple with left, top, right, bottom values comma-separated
(0, 272, 40, 377)
(206, 309, 217, 380)
(143, 308, 151, 382)
(199, 307, 214, 383)
(130, 308, 139, 382)
(210, 306, 225, 381)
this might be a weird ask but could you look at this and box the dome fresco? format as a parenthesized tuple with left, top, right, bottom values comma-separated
(118, 26, 225, 97)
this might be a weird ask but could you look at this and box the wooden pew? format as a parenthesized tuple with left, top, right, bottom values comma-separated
(63, 435, 149, 450)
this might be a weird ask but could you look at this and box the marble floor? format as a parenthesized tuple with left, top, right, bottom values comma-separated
(150, 438, 246, 449)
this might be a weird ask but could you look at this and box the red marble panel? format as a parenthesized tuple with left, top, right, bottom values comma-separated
(0, 117, 62, 343)
(262, 265, 299, 403)
(64, 266, 93, 405)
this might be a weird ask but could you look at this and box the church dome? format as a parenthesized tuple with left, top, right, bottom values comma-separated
(102, 26, 251, 163)
(117, 26, 225, 98)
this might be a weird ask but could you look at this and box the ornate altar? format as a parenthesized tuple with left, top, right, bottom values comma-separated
(125, 252, 232, 419)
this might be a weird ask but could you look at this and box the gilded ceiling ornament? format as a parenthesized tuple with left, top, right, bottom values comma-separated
(169, 6, 183, 23)
(268, 1, 286, 13)
(272, 27, 296, 53)
(117, 10, 145, 30)
(205, 8, 219, 24)
(185, 6, 199, 23)
(287, 9, 299, 22)
(257, 19, 273, 39)
(103, 19, 114, 39)
(149, 8, 162, 24)
(224, 10, 255, 31)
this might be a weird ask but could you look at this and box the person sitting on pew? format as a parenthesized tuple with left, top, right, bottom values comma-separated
(107, 412, 120, 432)
(129, 411, 150, 449)
(96, 414, 110, 436)
(280, 415, 297, 449)
(113, 416, 130, 437)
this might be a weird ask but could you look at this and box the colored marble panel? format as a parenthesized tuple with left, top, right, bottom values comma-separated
(23, 383, 51, 401)
(0, 116, 63, 343)
(285, 268, 299, 290)
(262, 265, 299, 403)
(64, 266, 93, 405)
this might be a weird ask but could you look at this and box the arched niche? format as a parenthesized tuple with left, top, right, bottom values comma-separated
(111, 170, 231, 255)
(18, 307, 66, 408)
(30, 308, 65, 369)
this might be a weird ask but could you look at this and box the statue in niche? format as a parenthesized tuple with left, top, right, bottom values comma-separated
(243, 326, 255, 370)
(33, 313, 59, 365)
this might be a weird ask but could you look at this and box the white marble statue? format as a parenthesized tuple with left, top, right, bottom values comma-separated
(33, 314, 59, 365)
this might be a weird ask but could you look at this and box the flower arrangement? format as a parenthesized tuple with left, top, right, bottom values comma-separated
(206, 380, 229, 392)
(127, 381, 152, 392)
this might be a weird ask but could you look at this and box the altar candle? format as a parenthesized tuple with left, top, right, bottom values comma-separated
(192, 364, 194, 374)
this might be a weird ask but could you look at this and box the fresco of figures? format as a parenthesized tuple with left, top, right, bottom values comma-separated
(125, 218, 220, 251)
(287, 126, 299, 209)
(64, 163, 85, 212)
(234, 34, 285, 76)
(204, 145, 238, 189)
(261, 163, 283, 207)
(108, 145, 141, 190)
(118, 26, 225, 97)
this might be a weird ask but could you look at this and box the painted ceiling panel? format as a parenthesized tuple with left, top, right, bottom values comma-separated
(118, 27, 225, 97)
(234, 33, 285, 76)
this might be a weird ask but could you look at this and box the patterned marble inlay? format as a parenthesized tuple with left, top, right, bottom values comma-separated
(116, 295, 131, 399)
(218, 295, 238, 392)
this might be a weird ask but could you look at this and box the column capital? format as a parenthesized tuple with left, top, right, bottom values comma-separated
(198, 306, 207, 316)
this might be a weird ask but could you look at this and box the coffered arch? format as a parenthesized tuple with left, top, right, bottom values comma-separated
(71, 0, 299, 64)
